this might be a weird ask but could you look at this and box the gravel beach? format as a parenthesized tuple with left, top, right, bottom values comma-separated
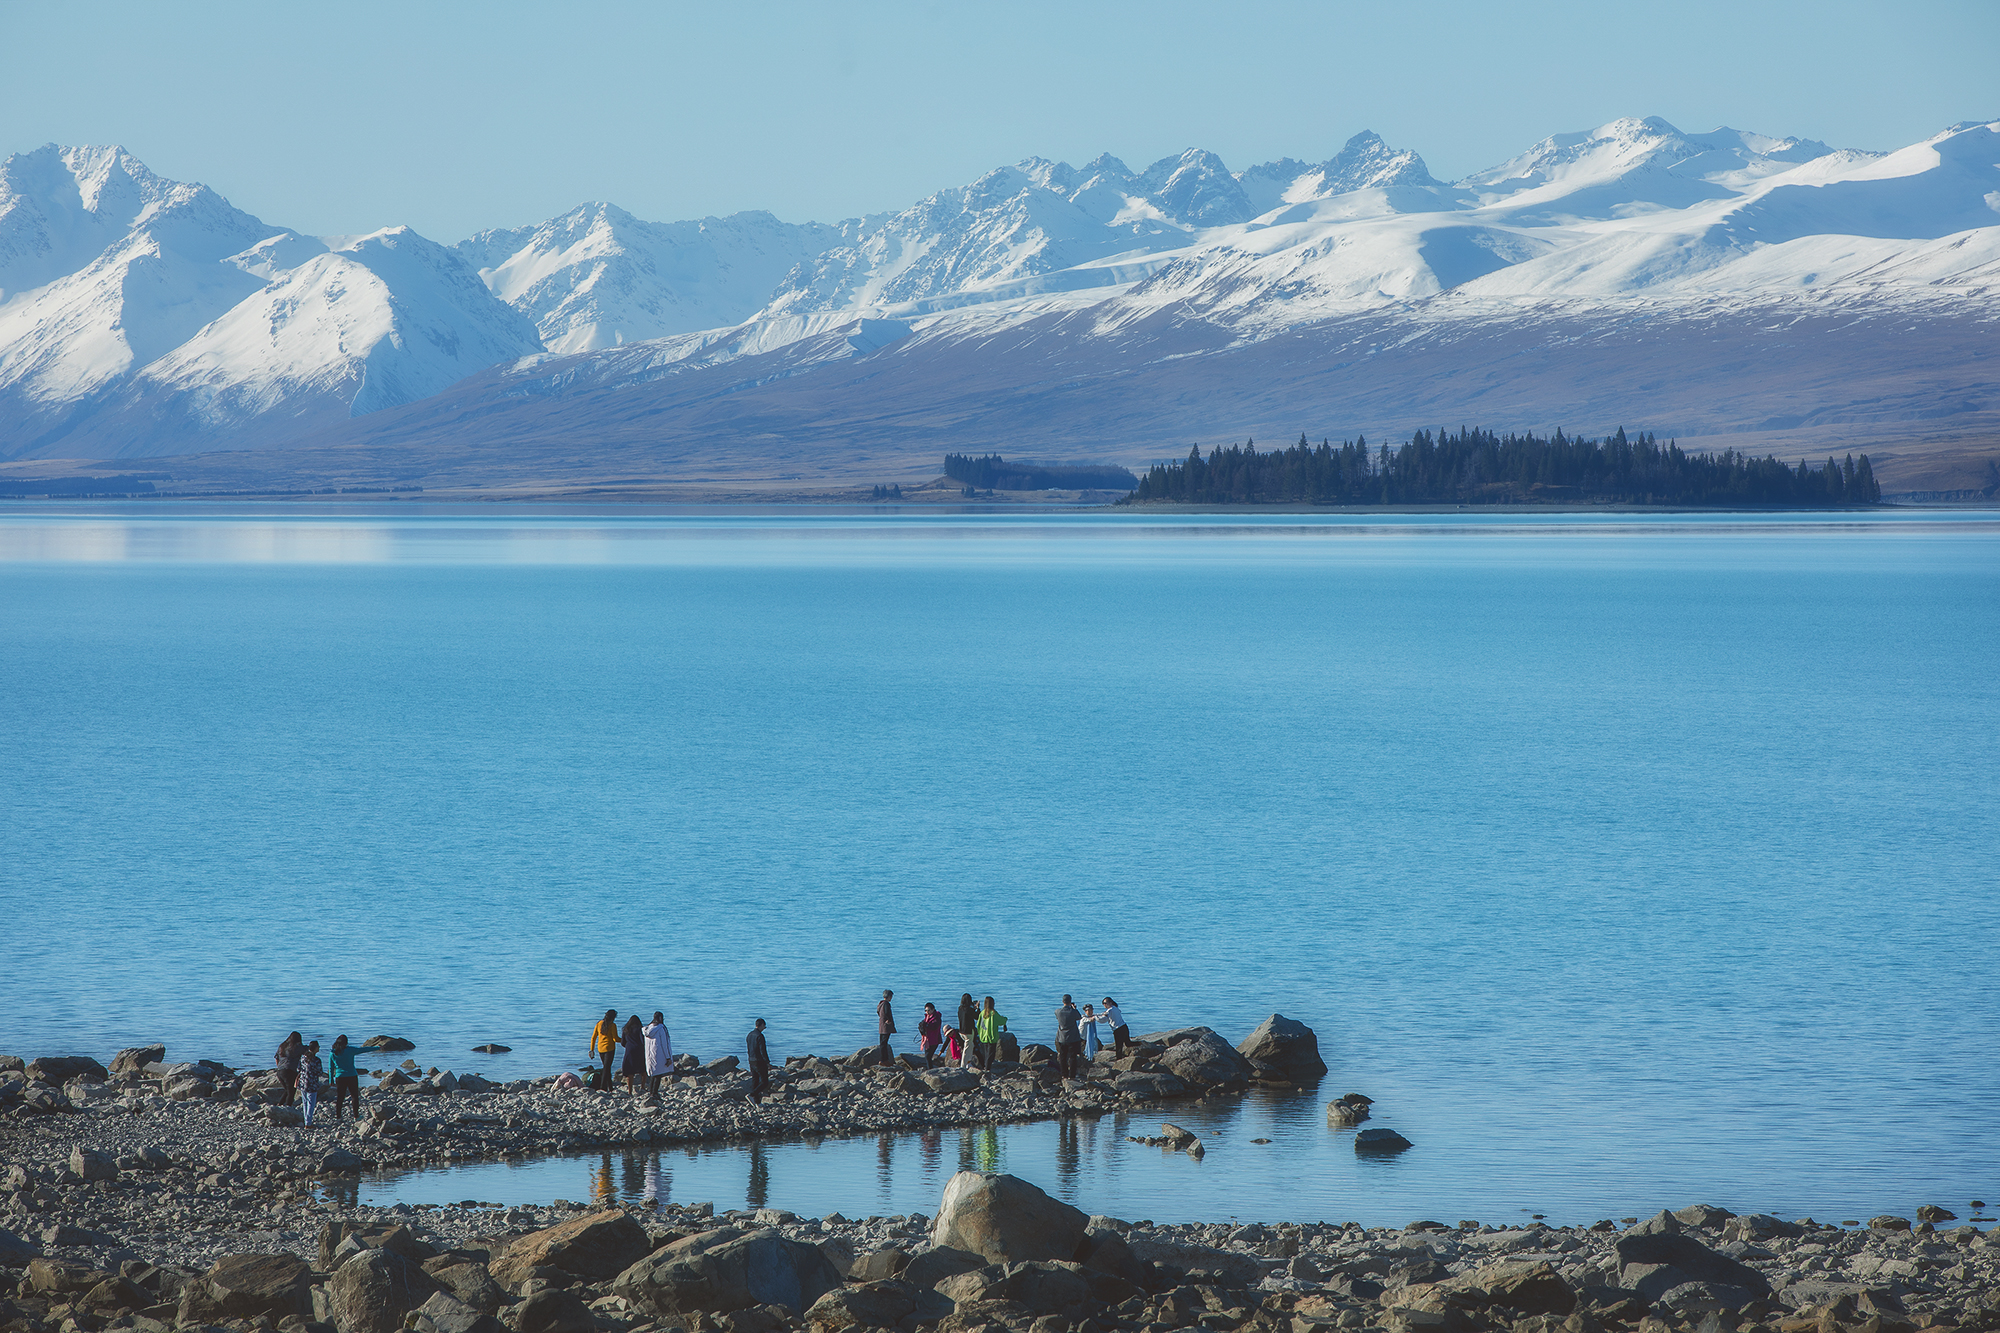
(5, 1039, 1998, 1333)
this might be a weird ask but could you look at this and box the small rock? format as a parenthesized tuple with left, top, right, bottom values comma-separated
(471, 1044, 511, 1054)
(68, 1148, 117, 1183)
(363, 1035, 416, 1052)
(1917, 1204, 1956, 1222)
(1354, 1128, 1412, 1153)
(1868, 1215, 1912, 1232)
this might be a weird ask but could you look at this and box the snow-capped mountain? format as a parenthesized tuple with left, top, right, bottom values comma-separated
(0, 146, 539, 456)
(1, 116, 1996, 476)
(456, 204, 847, 354)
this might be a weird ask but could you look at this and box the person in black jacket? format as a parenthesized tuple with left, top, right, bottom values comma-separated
(877, 989, 896, 1067)
(747, 1018, 771, 1103)
(957, 994, 978, 1056)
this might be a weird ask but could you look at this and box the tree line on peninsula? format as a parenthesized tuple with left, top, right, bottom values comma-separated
(1116, 428, 1882, 506)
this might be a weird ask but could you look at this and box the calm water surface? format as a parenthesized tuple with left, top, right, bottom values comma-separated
(4, 505, 1997, 1226)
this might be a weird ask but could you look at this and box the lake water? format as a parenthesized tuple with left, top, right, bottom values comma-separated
(4, 504, 1998, 1227)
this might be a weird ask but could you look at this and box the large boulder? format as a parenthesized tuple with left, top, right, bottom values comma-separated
(1156, 1030, 1253, 1089)
(109, 1045, 166, 1076)
(804, 1280, 927, 1333)
(1236, 1015, 1327, 1080)
(937, 1261, 1093, 1315)
(512, 1288, 593, 1333)
(0, 1227, 38, 1268)
(422, 1259, 504, 1314)
(1613, 1232, 1771, 1303)
(27, 1260, 107, 1296)
(329, 1248, 438, 1333)
(25, 1056, 107, 1084)
(901, 1246, 984, 1291)
(412, 1289, 505, 1333)
(319, 1222, 435, 1271)
(1111, 1072, 1188, 1100)
(177, 1254, 314, 1325)
(491, 1209, 650, 1286)
(612, 1227, 843, 1318)
(1477, 1262, 1575, 1315)
(932, 1172, 1089, 1265)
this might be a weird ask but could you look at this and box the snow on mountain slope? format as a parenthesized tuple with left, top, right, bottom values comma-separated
(0, 147, 547, 458)
(0, 152, 281, 407)
(141, 227, 544, 424)
(456, 204, 845, 353)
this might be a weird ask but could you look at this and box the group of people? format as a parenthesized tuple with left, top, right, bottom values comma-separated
(265, 987, 1133, 1130)
(885, 991, 1130, 1076)
(588, 1011, 676, 1099)
(576, 990, 1131, 1111)
(273, 1032, 360, 1126)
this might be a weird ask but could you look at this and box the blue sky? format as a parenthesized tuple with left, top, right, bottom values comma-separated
(2, 0, 1993, 241)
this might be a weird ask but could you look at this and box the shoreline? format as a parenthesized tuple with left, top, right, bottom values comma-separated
(6, 1049, 2000, 1332)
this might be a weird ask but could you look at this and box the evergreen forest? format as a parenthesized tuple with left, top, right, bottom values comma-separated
(1121, 428, 1882, 506)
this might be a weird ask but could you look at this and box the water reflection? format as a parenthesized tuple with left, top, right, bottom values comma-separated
(748, 1143, 770, 1209)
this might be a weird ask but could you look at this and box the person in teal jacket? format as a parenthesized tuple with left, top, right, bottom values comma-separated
(327, 1034, 361, 1120)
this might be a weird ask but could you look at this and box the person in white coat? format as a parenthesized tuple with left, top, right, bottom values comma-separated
(643, 1011, 674, 1102)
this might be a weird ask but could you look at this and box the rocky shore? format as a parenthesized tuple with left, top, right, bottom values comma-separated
(6, 1022, 1999, 1333)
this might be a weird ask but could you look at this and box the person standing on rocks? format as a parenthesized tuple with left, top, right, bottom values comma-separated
(1079, 1002, 1103, 1064)
(974, 996, 1008, 1070)
(956, 994, 978, 1058)
(877, 989, 897, 1067)
(274, 1031, 304, 1107)
(643, 1011, 674, 1101)
(747, 1018, 771, 1104)
(1055, 995, 1083, 1078)
(299, 1040, 324, 1126)
(917, 1002, 943, 1067)
(588, 1009, 620, 1091)
(620, 1013, 645, 1094)
(327, 1034, 360, 1120)
(1102, 997, 1131, 1057)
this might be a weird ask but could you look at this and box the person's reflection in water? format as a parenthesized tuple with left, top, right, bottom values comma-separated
(591, 1155, 615, 1206)
(1056, 1116, 1080, 1187)
(876, 1132, 895, 1208)
(747, 1143, 770, 1210)
(918, 1128, 941, 1181)
(321, 1176, 360, 1210)
(621, 1152, 647, 1203)
(973, 1125, 1000, 1175)
(643, 1154, 666, 1210)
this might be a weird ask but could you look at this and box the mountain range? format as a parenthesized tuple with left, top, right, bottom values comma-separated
(1, 118, 1996, 498)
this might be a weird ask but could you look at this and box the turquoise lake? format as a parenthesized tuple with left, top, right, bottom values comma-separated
(3, 505, 1997, 1226)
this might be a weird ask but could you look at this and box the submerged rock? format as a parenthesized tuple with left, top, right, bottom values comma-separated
(1354, 1128, 1412, 1153)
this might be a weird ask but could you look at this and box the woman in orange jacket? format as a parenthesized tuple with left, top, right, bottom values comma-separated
(588, 1009, 619, 1090)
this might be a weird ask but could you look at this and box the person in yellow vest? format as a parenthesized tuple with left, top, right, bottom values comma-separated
(588, 1009, 619, 1090)
(974, 997, 1008, 1070)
